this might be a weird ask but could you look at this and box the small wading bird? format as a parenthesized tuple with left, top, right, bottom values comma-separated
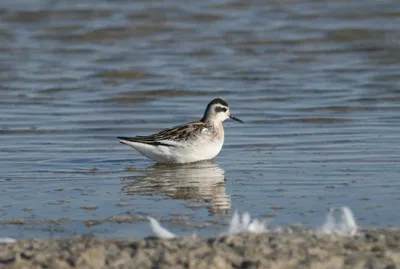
(118, 98, 243, 164)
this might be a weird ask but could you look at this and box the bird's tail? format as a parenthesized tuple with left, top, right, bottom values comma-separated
(117, 136, 136, 145)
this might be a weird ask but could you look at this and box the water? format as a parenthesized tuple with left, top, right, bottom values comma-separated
(0, 0, 399, 240)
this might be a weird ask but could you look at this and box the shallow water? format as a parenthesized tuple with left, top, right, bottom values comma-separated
(0, 0, 399, 240)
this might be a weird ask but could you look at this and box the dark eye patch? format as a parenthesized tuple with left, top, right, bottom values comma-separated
(214, 106, 227, 113)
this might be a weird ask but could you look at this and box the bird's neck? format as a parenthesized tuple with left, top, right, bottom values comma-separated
(213, 121, 225, 141)
(201, 117, 223, 128)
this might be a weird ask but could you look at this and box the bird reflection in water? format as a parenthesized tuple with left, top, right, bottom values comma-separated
(121, 161, 231, 215)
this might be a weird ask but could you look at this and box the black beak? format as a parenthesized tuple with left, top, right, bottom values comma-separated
(229, 115, 244, 124)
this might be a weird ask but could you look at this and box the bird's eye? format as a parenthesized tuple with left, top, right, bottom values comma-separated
(215, 106, 227, 113)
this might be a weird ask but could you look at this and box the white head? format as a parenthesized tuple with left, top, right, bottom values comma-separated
(201, 98, 243, 124)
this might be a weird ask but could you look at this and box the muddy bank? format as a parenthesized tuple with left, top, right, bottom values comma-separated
(1, 228, 400, 269)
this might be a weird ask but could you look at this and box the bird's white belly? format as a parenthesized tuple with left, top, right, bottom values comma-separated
(133, 139, 223, 164)
(172, 140, 224, 163)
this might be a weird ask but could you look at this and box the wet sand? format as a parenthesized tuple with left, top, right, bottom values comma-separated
(1, 228, 400, 269)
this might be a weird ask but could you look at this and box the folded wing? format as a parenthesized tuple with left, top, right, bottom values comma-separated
(118, 121, 211, 147)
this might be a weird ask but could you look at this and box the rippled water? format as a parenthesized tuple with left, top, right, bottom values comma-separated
(1, 0, 399, 240)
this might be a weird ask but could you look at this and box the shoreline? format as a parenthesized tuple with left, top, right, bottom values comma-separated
(1, 228, 400, 269)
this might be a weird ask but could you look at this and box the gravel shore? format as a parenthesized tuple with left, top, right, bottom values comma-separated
(1, 228, 400, 269)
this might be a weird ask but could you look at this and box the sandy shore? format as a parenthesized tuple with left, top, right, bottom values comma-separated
(1, 228, 400, 269)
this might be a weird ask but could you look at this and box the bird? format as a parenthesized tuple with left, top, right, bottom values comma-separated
(117, 98, 243, 164)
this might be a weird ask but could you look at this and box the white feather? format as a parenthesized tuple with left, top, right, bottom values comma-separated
(317, 207, 358, 236)
(147, 217, 176, 239)
(227, 211, 268, 234)
(148, 207, 357, 239)
(0, 237, 17, 243)
(340, 207, 357, 236)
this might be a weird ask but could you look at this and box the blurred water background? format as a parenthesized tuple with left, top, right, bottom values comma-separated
(0, 0, 399, 240)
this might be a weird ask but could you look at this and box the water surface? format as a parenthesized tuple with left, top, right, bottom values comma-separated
(0, 0, 399, 240)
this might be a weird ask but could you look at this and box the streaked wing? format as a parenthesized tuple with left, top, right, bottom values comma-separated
(118, 121, 211, 147)
(117, 136, 178, 147)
